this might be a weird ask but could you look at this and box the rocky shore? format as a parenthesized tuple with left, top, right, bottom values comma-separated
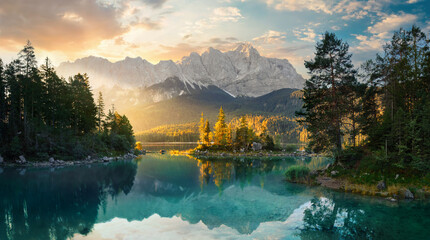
(305, 164, 430, 202)
(0, 153, 138, 169)
(191, 149, 320, 158)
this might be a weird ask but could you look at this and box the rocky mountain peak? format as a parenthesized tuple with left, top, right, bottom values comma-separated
(233, 42, 259, 57)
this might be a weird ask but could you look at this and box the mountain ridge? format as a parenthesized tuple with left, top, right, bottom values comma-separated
(57, 43, 305, 98)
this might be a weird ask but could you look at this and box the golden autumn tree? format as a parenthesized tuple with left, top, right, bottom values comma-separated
(213, 107, 228, 146)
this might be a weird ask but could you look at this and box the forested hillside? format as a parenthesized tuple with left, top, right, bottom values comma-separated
(0, 42, 135, 162)
(127, 87, 303, 132)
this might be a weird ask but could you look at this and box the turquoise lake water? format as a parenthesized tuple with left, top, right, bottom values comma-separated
(0, 154, 429, 240)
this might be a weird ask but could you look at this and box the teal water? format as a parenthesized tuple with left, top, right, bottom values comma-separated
(0, 155, 429, 240)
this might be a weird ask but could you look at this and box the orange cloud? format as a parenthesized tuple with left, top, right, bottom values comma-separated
(0, 0, 126, 52)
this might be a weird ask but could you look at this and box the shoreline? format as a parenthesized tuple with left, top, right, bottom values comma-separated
(173, 149, 325, 158)
(291, 167, 430, 202)
(0, 153, 138, 169)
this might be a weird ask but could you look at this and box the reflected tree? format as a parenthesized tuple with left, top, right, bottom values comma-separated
(0, 161, 137, 240)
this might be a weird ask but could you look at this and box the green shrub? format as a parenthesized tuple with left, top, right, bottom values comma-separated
(284, 144, 298, 153)
(285, 165, 310, 182)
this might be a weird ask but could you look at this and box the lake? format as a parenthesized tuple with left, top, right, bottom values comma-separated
(0, 154, 429, 240)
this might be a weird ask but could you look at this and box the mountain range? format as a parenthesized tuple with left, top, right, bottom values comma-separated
(57, 43, 304, 98)
(56, 43, 305, 132)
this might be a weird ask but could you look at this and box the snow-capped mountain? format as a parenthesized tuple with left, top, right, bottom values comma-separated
(57, 43, 304, 98)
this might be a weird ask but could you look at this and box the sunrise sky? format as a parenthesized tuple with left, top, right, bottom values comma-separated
(0, 0, 429, 76)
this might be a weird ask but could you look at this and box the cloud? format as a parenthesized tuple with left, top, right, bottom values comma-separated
(367, 12, 417, 34)
(252, 30, 286, 45)
(183, 7, 244, 34)
(263, 0, 332, 14)
(0, 0, 126, 52)
(333, 0, 386, 20)
(213, 7, 243, 22)
(293, 28, 317, 42)
(140, 0, 168, 8)
(353, 12, 418, 52)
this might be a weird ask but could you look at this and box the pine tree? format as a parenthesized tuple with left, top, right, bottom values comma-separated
(70, 73, 97, 134)
(213, 107, 227, 146)
(298, 32, 357, 156)
(0, 59, 6, 145)
(18, 41, 38, 149)
(235, 116, 249, 149)
(226, 123, 233, 147)
(198, 112, 206, 145)
(97, 91, 105, 132)
(203, 120, 211, 147)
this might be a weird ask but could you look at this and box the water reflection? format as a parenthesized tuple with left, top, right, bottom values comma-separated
(0, 161, 137, 240)
(1, 155, 429, 240)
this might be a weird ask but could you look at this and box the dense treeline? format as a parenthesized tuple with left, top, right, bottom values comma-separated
(299, 26, 430, 174)
(135, 122, 199, 142)
(0, 41, 134, 161)
(136, 115, 308, 144)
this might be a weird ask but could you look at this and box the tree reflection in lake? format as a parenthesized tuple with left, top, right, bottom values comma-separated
(299, 194, 430, 240)
(0, 161, 137, 240)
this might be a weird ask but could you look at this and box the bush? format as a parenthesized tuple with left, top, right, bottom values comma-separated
(285, 165, 310, 182)
(284, 144, 298, 153)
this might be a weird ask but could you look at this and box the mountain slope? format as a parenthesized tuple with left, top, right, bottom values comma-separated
(124, 87, 303, 131)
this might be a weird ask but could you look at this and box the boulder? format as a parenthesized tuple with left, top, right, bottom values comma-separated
(19, 155, 26, 163)
(252, 142, 262, 151)
(103, 156, 109, 162)
(377, 180, 386, 191)
(402, 188, 414, 199)
(49, 157, 55, 163)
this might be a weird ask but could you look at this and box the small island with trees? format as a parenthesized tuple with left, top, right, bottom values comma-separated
(189, 107, 300, 156)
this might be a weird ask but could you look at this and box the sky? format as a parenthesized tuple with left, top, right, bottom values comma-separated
(0, 0, 429, 76)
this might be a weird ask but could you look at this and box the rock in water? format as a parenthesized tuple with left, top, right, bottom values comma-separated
(252, 142, 262, 151)
(19, 155, 26, 163)
(377, 180, 386, 191)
